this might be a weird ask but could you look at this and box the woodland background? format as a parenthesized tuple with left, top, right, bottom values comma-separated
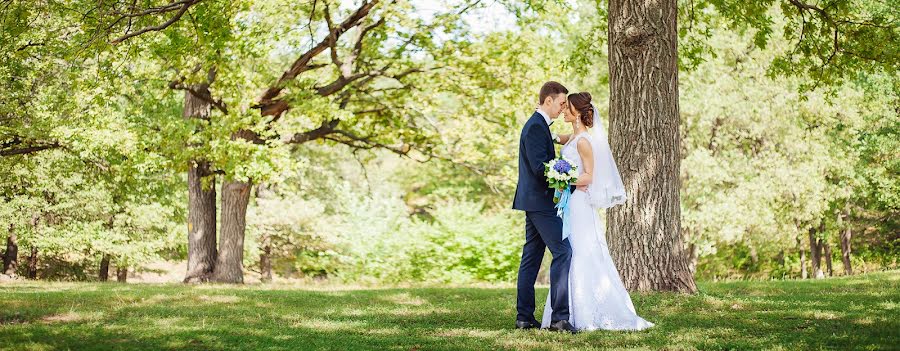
(1, 0, 897, 286)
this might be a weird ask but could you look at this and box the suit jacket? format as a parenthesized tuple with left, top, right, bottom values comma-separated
(512, 112, 556, 212)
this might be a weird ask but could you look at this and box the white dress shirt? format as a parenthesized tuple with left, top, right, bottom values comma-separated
(536, 108, 560, 143)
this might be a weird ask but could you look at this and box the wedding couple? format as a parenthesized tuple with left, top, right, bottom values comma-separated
(512, 81, 654, 333)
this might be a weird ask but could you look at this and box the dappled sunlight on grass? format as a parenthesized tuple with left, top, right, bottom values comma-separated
(288, 318, 367, 332)
(148, 316, 190, 329)
(196, 294, 241, 304)
(434, 327, 503, 338)
(0, 270, 896, 350)
(381, 292, 429, 306)
(40, 311, 100, 324)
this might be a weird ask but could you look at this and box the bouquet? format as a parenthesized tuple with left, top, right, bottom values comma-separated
(545, 157, 579, 203)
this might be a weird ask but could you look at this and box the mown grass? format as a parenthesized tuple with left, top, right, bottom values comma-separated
(1, 271, 897, 350)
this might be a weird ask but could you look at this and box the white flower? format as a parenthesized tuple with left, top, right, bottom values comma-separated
(548, 170, 560, 179)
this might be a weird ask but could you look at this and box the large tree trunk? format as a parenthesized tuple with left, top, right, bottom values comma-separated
(99, 254, 110, 282)
(212, 180, 251, 284)
(823, 241, 833, 277)
(183, 87, 219, 284)
(184, 161, 218, 283)
(116, 266, 128, 283)
(3, 224, 17, 276)
(606, 0, 696, 292)
(839, 205, 853, 275)
(809, 227, 825, 279)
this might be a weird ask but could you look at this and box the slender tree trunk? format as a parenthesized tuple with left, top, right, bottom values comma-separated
(798, 235, 807, 279)
(823, 241, 833, 277)
(116, 266, 127, 283)
(212, 180, 251, 284)
(840, 228, 852, 275)
(606, 0, 696, 292)
(183, 87, 219, 284)
(99, 254, 110, 282)
(26, 215, 39, 279)
(260, 233, 272, 283)
(839, 205, 853, 275)
(686, 242, 698, 277)
(256, 183, 274, 283)
(809, 227, 824, 279)
(26, 246, 37, 279)
(749, 245, 759, 265)
(3, 224, 18, 276)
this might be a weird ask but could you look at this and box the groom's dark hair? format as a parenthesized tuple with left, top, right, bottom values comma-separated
(539, 81, 568, 104)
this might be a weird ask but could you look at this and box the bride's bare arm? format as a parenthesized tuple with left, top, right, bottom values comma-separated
(557, 133, 572, 144)
(574, 138, 593, 190)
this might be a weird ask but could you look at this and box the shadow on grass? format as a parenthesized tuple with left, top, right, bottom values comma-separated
(1, 271, 897, 350)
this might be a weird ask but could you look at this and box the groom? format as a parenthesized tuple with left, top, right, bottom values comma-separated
(512, 81, 576, 333)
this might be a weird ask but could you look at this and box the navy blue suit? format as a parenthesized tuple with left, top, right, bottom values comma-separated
(512, 112, 571, 323)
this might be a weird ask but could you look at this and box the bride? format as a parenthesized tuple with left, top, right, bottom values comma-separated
(540, 92, 654, 332)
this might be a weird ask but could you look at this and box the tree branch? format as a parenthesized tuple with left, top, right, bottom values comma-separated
(110, 0, 201, 44)
(168, 66, 229, 115)
(0, 142, 60, 157)
(786, 0, 833, 25)
(16, 41, 44, 51)
(255, 0, 381, 115)
(287, 119, 340, 144)
(112, 0, 195, 18)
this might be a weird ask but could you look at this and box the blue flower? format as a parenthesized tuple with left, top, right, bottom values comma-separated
(553, 159, 571, 174)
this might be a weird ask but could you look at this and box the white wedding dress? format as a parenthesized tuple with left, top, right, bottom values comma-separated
(540, 132, 654, 331)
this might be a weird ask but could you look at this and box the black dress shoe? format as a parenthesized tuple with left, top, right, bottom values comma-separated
(515, 319, 540, 330)
(547, 320, 577, 334)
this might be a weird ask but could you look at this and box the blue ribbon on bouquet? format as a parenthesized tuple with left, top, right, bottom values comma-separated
(554, 188, 573, 241)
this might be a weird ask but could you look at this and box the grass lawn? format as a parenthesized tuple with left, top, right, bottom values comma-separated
(1, 271, 897, 351)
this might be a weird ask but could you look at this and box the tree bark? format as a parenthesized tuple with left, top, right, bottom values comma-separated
(840, 205, 853, 275)
(116, 266, 127, 283)
(687, 242, 698, 277)
(183, 87, 219, 284)
(184, 160, 218, 283)
(606, 0, 696, 292)
(3, 224, 17, 276)
(26, 215, 38, 279)
(212, 180, 251, 284)
(99, 254, 110, 282)
(798, 235, 807, 279)
(823, 241, 833, 277)
(260, 233, 272, 283)
(26, 246, 37, 279)
(809, 227, 824, 279)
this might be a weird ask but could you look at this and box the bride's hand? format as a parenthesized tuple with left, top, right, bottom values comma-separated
(576, 185, 588, 193)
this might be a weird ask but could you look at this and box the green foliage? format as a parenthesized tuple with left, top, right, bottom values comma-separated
(0, 150, 182, 279)
(402, 201, 522, 283)
(1, 0, 896, 284)
(676, 18, 898, 279)
(683, 0, 900, 89)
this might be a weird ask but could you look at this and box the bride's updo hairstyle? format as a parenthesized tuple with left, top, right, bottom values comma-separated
(567, 92, 593, 128)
